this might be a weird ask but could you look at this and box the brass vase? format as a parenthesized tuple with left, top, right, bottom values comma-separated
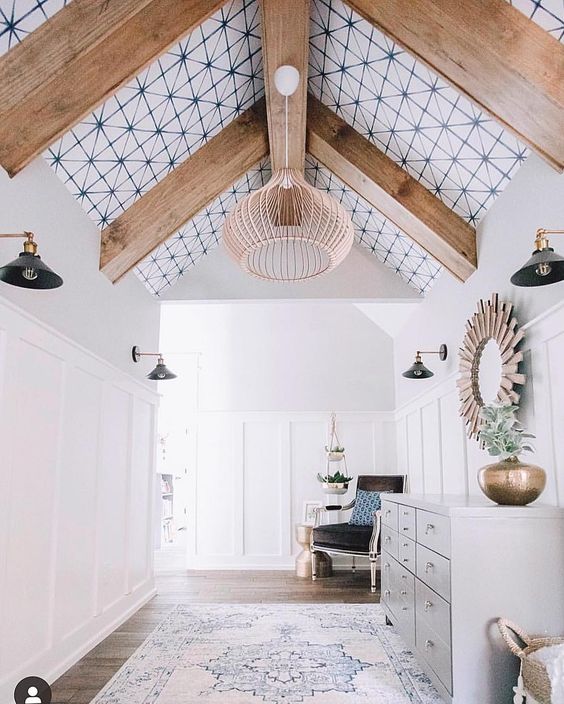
(478, 457, 546, 506)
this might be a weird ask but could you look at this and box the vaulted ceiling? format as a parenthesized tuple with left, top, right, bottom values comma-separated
(0, 0, 562, 298)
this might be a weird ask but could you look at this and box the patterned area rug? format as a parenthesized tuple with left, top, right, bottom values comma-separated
(92, 604, 442, 703)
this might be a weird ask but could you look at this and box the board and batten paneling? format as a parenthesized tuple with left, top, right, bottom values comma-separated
(0, 297, 158, 704)
(188, 412, 397, 569)
(395, 300, 564, 506)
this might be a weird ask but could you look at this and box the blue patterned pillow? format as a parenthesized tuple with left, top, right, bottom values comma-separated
(349, 490, 392, 526)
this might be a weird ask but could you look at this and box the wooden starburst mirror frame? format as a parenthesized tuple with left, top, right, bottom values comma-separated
(457, 294, 526, 439)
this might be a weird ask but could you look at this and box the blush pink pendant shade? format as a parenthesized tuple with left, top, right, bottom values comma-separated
(223, 168, 354, 281)
(223, 65, 354, 281)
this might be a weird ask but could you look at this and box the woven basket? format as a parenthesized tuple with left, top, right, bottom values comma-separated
(498, 619, 564, 704)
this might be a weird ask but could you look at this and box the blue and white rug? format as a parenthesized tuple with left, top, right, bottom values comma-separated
(92, 604, 442, 703)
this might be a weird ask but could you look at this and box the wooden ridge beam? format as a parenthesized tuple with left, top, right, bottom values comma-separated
(100, 99, 269, 283)
(346, 0, 564, 171)
(260, 0, 310, 170)
(0, 0, 226, 176)
(307, 95, 477, 282)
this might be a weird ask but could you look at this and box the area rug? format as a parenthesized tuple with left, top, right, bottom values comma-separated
(92, 604, 442, 703)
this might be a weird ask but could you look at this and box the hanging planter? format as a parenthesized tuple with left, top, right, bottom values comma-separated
(317, 472, 353, 495)
(325, 445, 345, 462)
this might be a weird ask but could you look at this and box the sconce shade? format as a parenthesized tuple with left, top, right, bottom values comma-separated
(510, 248, 564, 287)
(146, 361, 177, 381)
(0, 251, 63, 289)
(402, 361, 434, 379)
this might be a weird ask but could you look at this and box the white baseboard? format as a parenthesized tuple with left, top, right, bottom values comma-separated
(0, 581, 156, 704)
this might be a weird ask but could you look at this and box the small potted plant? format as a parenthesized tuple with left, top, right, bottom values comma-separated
(317, 471, 354, 495)
(478, 402, 545, 505)
(325, 444, 345, 462)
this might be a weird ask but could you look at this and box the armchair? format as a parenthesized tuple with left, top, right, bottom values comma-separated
(310, 474, 406, 593)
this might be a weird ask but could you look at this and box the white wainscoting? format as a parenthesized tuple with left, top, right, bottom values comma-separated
(0, 298, 159, 702)
(395, 300, 564, 506)
(186, 412, 397, 569)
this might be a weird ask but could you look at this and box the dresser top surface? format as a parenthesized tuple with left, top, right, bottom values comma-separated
(382, 493, 564, 518)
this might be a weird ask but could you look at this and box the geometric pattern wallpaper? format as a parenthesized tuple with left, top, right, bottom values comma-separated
(309, 0, 529, 226)
(45, 0, 263, 227)
(0, 0, 69, 54)
(0, 0, 562, 296)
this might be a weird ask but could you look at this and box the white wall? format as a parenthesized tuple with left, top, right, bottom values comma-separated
(0, 157, 161, 700)
(0, 296, 159, 702)
(0, 158, 160, 377)
(161, 302, 396, 412)
(159, 302, 398, 569)
(393, 154, 564, 502)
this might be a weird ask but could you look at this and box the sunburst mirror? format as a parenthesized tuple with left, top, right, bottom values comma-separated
(457, 294, 526, 439)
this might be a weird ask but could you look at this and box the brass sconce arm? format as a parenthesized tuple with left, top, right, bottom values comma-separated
(534, 229, 564, 251)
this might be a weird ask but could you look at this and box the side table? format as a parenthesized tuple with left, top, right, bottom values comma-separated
(295, 523, 332, 578)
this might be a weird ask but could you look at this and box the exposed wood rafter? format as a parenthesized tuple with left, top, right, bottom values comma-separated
(260, 0, 310, 170)
(347, 0, 564, 171)
(307, 95, 477, 282)
(0, 0, 227, 177)
(100, 99, 269, 283)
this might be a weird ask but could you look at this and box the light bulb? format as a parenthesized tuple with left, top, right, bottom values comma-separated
(22, 266, 38, 281)
(414, 369, 422, 376)
(535, 262, 552, 277)
(157, 371, 166, 379)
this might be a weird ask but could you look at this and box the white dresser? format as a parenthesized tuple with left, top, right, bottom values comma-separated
(380, 494, 564, 703)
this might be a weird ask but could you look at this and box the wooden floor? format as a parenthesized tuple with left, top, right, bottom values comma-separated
(50, 569, 380, 704)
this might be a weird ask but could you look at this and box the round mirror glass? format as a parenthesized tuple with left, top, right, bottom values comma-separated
(478, 338, 503, 404)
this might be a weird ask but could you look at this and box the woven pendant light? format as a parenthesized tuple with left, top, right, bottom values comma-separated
(223, 66, 354, 282)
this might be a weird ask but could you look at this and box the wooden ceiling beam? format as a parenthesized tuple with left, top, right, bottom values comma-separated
(346, 0, 564, 171)
(307, 95, 477, 282)
(260, 0, 310, 171)
(0, 0, 226, 177)
(100, 99, 269, 283)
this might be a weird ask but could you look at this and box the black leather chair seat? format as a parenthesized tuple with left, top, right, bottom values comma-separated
(312, 522, 373, 553)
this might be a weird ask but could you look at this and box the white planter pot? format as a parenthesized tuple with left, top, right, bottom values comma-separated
(322, 483, 348, 495)
(327, 451, 345, 462)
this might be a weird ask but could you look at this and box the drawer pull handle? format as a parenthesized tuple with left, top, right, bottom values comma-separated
(385, 510, 391, 516)
(402, 606, 408, 611)
(425, 561, 434, 573)
(384, 536, 391, 542)
(402, 527, 410, 531)
(401, 575, 408, 580)
(425, 523, 435, 534)
(400, 589, 407, 596)
(384, 589, 390, 597)
(402, 543, 409, 547)
(403, 558, 409, 562)
(403, 511, 409, 515)
(425, 639, 434, 650)
(384, 563, 390, 570)
(424, 600, 433, 612)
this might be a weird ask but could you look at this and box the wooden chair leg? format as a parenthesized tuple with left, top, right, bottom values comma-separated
(370, 559, 377, 594)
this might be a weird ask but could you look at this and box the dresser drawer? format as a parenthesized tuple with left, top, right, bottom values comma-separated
(416, 580, 451, 646)
(417, 618, 452, 693)
(381, 500, 398, 532)
(416, 509, 450, 557)
(381, 523, 398, 559)
(399, 505, 416, 539)
(398, 536, 416, 573)
(416, 544, 450, 602)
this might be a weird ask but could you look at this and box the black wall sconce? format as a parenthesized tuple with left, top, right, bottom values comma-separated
(132, 346, 177, 380)
(0, 231, 63, 289)
(511, 228, 564, 287)
(402, 344, 448, 379)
